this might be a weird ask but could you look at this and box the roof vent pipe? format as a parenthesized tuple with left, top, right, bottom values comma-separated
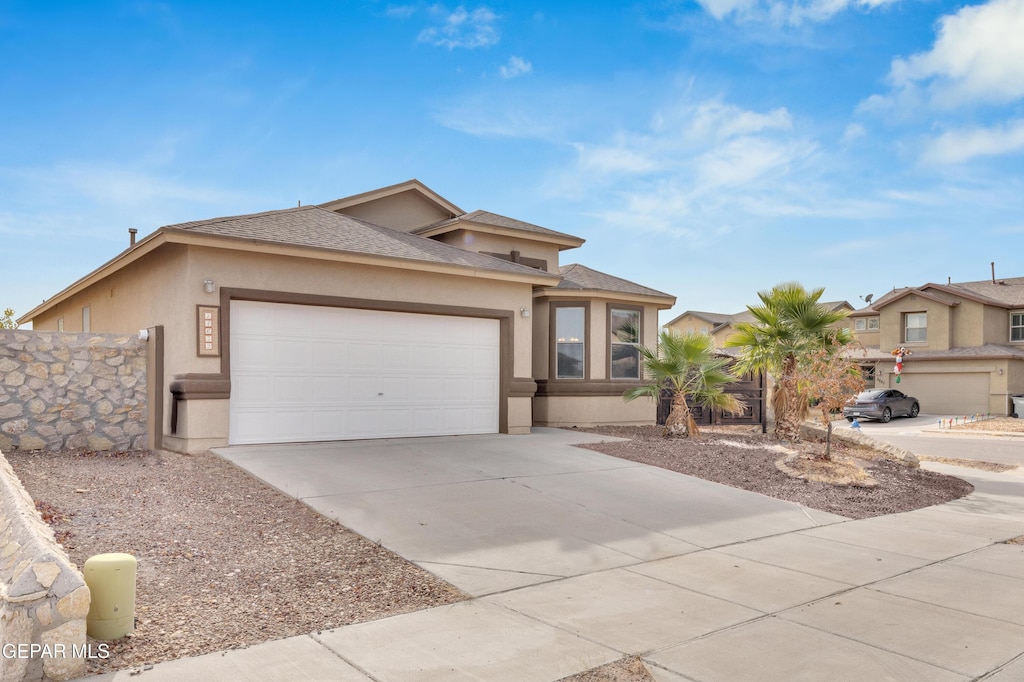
(129, 228, 137, 246)
(992, 261, 996, 284)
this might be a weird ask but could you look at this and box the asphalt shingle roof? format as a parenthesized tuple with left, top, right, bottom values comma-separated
(166, 205, 559, 279)
(947, 277, 1024, 307)
(416, 210, 583, 242)
(556, 264, 673, 299)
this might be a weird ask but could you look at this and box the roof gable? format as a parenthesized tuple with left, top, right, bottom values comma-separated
(551, 264, 675, 304)
(414, 210, 585, 250)
(318, 179, 462, 232)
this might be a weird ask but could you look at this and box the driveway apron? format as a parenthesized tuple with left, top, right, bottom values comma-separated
(181, 428, 1024, 682)
(214, 428, 845, 595)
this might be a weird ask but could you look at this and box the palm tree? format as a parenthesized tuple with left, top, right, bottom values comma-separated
(624, 330, 745, 437)
(725, 282, 853, 442)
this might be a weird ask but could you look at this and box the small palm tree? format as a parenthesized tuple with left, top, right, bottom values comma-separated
(725, 282, 853, 442)
(624, 330, 745, 438)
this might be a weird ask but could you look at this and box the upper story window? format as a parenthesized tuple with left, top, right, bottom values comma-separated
(1012, 312, 1024, 342)
(610, 307, 641, 379)
(555, 306, 585, 379)
(904, 312, 926, 343)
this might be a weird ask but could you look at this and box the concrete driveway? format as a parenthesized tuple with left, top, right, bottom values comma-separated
(852, 413, 1024, 467)
(214, 428, 843, 595)
(89, 428, 1024, 681)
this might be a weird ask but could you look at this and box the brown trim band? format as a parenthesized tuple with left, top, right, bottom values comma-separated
(510, 377, 538, 398)
(535, 379, 645, 397)
(169, 373, 232, 400)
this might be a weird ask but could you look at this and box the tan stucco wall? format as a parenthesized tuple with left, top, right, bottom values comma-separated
(336, 191, 452, 232)
(532, 299, 551, 380)
(34, 244, 537, 448)
(665, 314, 716, 337)
(984, 304, 1013, 345)
(434, 230, 561, 272)
(533, 395, 656, 427)
(952, 299, 985, 347)
(507, 396, 532, 435)
(879, 295, 952, 351)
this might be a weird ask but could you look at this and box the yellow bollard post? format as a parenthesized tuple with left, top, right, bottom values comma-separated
(84, 553, 137, 640)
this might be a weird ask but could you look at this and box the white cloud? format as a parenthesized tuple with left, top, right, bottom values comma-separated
(498, 56, 532, 79)
(813, 239, 881, 258)
(695, 0, 899, 25)
(417, 5, 499, 49)
(922, 119, 1024, 164)
(877, 0, 1024, 109)
(841, 123, 866, 143)
(385, 4, 417, 19)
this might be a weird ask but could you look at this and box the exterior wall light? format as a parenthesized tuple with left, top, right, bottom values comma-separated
(203, 279, 216, 294)
(520, 307, 530, 318)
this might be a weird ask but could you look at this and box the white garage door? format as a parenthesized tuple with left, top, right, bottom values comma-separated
(229, 301, 500, 445)
(897, 372, 990, 415)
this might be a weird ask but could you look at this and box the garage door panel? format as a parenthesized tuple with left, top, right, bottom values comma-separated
(311, 376, 349, 402)
(382, 344, 414, 370)
(412, 377, 444, 401)
(272, 410, 312, 439)
(273, 376, 310, 404)
(231, 374, 271, 405)
(232, 337, 274, 368)
(898, 372, 988, 415)
(230, 301, 500, 445)
(311, 341, 347, 369)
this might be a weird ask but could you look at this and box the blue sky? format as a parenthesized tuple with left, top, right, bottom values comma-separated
(2, 0, 1023, 325)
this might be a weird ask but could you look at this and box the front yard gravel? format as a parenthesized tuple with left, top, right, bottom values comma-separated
(8, 449, 466, 675)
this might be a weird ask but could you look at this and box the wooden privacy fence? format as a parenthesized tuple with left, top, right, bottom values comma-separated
(657, 366, 766, 432)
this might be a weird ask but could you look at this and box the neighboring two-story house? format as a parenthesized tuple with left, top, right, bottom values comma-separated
(849, 276, 1024, 416)
(19, 180, 675, 453)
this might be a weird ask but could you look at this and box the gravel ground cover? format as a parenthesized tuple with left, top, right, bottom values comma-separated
(577, 426, 974, 519)
(949, 416, 1024, 433)
(7, 449, 465, 675)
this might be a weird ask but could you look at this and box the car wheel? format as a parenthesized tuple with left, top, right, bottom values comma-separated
(880, 407, 892, 423)
(846, 417, 855, 422)
(909, 403, 919, 418)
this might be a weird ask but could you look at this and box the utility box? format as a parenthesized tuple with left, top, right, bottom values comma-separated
(84, 553, 137, 640)
(1012, 395, 1024, 418)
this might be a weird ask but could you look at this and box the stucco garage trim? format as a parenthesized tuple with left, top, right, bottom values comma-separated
(176, 288, 518, 435)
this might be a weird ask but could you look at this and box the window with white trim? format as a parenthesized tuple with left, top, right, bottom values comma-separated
(555, 306, 585, 379)
(82, 306, 91, 333)
(610, 307, 641, 379)
(904, 312, 926, 343)
(1012, 312, 1024, 342)
(867, 317, 879, 330)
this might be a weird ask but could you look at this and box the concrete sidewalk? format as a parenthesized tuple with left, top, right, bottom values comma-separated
(87, 430, 1024, 681)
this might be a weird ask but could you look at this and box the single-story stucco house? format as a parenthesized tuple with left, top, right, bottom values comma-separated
(20, 180, 675, 453)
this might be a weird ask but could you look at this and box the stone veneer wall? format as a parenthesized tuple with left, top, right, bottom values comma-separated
(0, 331, 147, 452)
(1, 450, 91, 681)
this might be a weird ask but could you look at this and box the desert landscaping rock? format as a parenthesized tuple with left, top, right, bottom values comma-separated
(579, 426, 973, 519)
(8, 448, 466, 675)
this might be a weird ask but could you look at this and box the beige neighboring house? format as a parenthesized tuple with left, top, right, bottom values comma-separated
(664, 301, 854, 349)
(19, 180, 675, 453)
(849, 276, 1024, 415)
